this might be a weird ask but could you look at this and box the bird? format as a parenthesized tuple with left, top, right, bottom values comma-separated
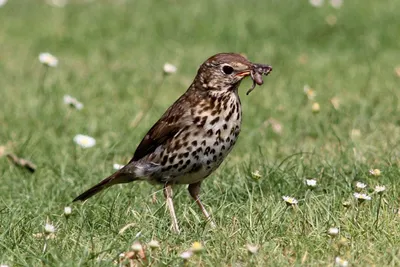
(73, 53, 272, 233)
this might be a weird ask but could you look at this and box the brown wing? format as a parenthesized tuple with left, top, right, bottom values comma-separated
(129, 92, 194, 162)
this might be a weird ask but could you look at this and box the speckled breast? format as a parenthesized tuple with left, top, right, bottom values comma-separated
(152, 91, 242, 185)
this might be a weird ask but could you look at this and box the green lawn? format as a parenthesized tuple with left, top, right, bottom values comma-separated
(1, 0, 400, 266)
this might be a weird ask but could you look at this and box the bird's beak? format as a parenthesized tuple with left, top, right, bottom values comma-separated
(235, 70, 252, 78)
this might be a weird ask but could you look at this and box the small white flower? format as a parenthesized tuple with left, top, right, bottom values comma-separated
(309, 0, 324, 7)
(39, 52, 58, 67)
(335, 256, 349, 267)
(251, 170, 262, 180)
(369, 169, 381, 176)
(303, 85, 316, 100)
(375, 185, 386, 193)
(113, 163, 124, 170)
(353, 192, 371, 201)
(44, 223, 55, 234)
(64, 206, 72, 216)
(180, 250, 193, 260)
(330, 0, 343, 9)
(355, 182, 367, 189)
(148, 240, 160, 249)
(246, 244, 259, 254)
(0, 0, 8, 7)
(0, 265, 10, 267)
(163, 63, 177, 74)
(73, 134, 96, 148)
(328, 227, 339, 236)
(63, 95, 84, 110)
(306, 179, 317, 187)
(282, 196, 298, 205)
(131, 242, 143, 252)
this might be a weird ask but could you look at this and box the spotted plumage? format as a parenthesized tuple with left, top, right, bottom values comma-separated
(73, 53, 272, 233)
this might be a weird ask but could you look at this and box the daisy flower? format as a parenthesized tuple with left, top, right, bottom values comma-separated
(163, 63, 177, 74)
(335, 256, 349, 267)
(0, 0, 8, 7)
(39, 52, 58, 67)
(303, 85, 316, 100)
(63, 95, 84, 110)
(375, 185, 386, 194)
(309, 0, 323, 7)
(312, 102, 320, 113)
(148, 240, 160, 249)
(251, 170, 262, 180)
(369, 169, 381, 176)
(246, 244, 259, 254)
(306, 179, 317, 187)
(191, 241, 204, 253)
(73, 134, 96, 148)
(64, 206, 72, 216)
(328, 227, 339, 236)
(282, 196, 298, 206)
(355, 182, 367, 190)
(180, 250, 193, 259)
(44, 223, 55, 234)
(353, 192, 371, 201)
(330, 0, 343, 9)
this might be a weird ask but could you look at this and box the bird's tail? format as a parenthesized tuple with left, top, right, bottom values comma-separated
(73, 170, 135, 202)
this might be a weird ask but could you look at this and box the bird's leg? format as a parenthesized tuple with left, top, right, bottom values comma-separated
(163, 183, 180, 234)
(188, 182, 216, 228)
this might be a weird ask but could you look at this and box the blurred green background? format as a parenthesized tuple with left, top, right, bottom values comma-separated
(0, 0, 399, 266)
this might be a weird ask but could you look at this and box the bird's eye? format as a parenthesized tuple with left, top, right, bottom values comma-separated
(221, 65, 234, 75)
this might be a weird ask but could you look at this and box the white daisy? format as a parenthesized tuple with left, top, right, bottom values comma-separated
(353, 192, 371, 201)
(148, 240, 160, 249)
(369, 169, 381, 176)
(44, 223, 55, 234)
(64, 206, 72, 216)
(0, 0, 8, 7)
(73, 134, 96, 148)
(113, 163, 124, 170)
(335, 256, 349, 267)
(282, 196, 298, 205)
(63, 95, 84, 110)
(375, 185, 386, 193)
(303, 85, 316, 100)
(180, 250, 193, 259)
(39, 52, 58, 67)
(246, 244, 259, 254)
(163, 63, 177, 74)
(309, 0, 324, 7)
(330, 0, 343, 9)
(328, 227, 339, 236)
(355, 182, 367, 189)
(306, 179, 317, 187)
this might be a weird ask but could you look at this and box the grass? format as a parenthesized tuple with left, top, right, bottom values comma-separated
(1, 0, 400, 266)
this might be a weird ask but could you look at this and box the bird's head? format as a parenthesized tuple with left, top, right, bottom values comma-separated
(194, 53, 272, 93)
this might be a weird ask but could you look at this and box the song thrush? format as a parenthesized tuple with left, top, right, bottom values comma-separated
(73, 53, 272, 233)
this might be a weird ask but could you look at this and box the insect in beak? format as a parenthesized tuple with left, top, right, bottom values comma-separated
(246, 64, 272, 95)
